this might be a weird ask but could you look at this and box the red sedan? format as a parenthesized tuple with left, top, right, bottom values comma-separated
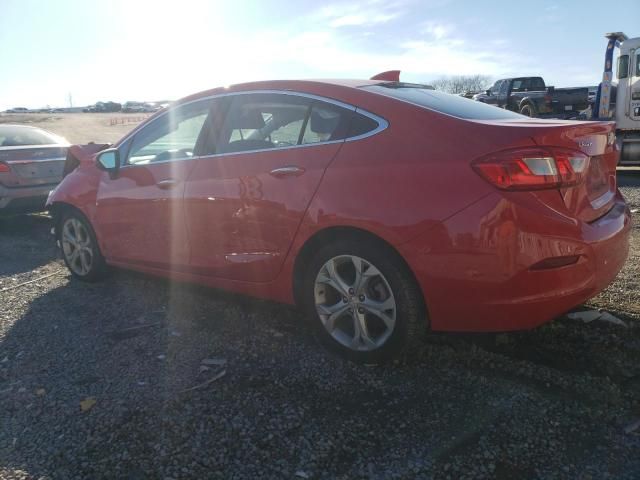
(46, 75, 631, 362)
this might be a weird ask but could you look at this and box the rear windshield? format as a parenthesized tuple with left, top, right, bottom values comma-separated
(362, 84, 524, 120)
(0, 126, 64, 147)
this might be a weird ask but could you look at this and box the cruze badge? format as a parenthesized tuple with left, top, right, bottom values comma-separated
(578, 141, 593, 148)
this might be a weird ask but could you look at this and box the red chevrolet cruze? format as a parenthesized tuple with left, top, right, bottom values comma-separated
(47, 75, 631, 362)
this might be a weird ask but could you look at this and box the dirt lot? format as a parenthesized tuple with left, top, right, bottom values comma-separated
(0, 113, 639, 479)
(0, 113, 148, 144)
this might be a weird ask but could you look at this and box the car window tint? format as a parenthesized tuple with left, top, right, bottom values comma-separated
(217, 94, 311, 154)
(301, 104, 348, 144)
(127, 100, 212, 165)
(617, 55, 629, 79)
(529, 78, 545, 90)
(348, 112, 379, 138)
(363, 84, 524, 120)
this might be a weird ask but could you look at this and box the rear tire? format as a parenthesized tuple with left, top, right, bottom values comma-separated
(302, 236, 426, 363)
(58, 210, 107, 282)
(520, 104, 536, 117)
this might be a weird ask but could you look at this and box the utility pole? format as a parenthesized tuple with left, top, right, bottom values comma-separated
(67, 92, 73, 108)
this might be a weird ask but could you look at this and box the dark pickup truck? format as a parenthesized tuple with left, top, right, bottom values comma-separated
(472, 77, 589, 118)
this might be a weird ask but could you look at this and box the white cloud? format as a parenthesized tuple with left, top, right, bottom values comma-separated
(316, 0, 405, 28)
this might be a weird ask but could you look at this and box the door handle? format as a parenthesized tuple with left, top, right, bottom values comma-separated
(269, 165, 305, 178)
(157, 179, 179, 189)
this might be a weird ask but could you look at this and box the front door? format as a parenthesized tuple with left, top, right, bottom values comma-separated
(95, 99, 213, 269)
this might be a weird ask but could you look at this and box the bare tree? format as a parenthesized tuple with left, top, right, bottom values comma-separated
(428, 75, 492, 95)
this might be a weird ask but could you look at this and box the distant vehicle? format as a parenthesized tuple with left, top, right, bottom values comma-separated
(84, 101, 122, 113)
(0, 125, 69, 215)
(122, 101, 156, 113)
(47, 74, 629, 362)
(5, 107, 29, 113)
(473, 77, 589, 118)
(592, 32, 640, 165)
(49, 108, 65, 113)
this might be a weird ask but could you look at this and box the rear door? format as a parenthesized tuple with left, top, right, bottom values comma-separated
(184, 92, 356, 282)
(95, 99, 213, 269)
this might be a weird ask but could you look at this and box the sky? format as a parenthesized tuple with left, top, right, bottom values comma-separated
(0, 0, 639, 110)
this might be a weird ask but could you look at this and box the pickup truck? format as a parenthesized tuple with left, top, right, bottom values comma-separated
(472, 77, 589, 118)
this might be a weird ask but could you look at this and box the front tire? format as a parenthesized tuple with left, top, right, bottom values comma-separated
(302, 236, 426, 363)
(58, 210, 107, 282)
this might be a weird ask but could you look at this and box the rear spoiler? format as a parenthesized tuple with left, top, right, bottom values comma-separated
(62, 142, 111, 177)
(370, 70, 400, 82)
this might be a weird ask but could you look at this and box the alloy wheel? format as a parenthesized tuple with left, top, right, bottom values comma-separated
(314, 255, 396, 352)
(61, 218, 94, 276)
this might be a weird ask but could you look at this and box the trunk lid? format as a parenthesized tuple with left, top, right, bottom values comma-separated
(0, 146, 68, 187)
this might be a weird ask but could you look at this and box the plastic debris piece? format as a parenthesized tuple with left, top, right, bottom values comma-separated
(80, 397, 97, 412)
(598, 311, 628, 327)
(180, 369, 226, 393)
(567, 310, 603, 323)
(201, 358, 226, 366)
(624, 418, 640, 434)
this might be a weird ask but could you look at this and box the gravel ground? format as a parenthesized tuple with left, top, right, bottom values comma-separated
(0, 172, 639, 479)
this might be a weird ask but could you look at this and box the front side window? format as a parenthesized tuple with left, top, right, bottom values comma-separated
(490, 81, 501, 95)
(216, 93, 352, 154)
(617, 55, 629, 79)
(499, 81, 509, 95)
(636, 54, 640, 76)
(127, 100, 212, 165)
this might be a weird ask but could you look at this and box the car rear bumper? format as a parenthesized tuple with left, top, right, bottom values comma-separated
(399, 191, 631, 332)
(0, 183, 58, 214)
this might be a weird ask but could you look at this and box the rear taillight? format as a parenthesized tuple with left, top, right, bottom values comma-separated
(472, 147, 589, 191)
(0, 162, 10, 173)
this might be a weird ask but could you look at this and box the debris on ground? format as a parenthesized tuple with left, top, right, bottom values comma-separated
(201, 357, 227, 366)
(567, 309, 628, 327)
(625, 419, 640, 435)
(79, 397, 97, 412)
(180, 369, 226, 393)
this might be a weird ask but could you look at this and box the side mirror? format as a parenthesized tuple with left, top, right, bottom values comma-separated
(485, 89, 491, 96)
(96, 148, 120, 177)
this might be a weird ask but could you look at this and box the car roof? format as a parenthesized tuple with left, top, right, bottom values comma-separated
(177, 79, 391, 105)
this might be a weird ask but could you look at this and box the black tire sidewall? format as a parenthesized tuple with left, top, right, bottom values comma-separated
(58, 210, 106, 282)
(302, 237, 425, 363)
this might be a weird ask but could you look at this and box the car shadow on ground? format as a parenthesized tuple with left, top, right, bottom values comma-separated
(1, 266, 640, 478)
(0, 214, 57, 277)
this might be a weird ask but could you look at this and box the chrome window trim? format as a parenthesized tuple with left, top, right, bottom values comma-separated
(0, 144, 69, 151)
(117, 89, 388, 168)
(5, 157, 66, 164)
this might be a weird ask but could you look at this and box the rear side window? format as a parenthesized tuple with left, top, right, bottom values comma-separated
(216, 93, 353, 154)
(363, 84, 524, 120)
(348, 112, 380, 138)
(617, 55, 629, 79)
